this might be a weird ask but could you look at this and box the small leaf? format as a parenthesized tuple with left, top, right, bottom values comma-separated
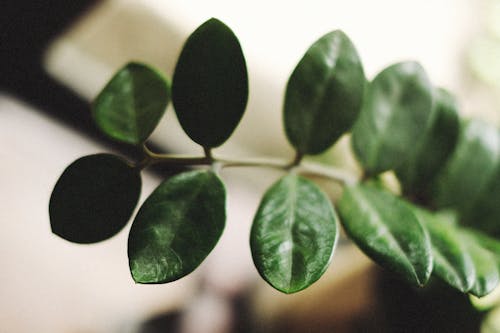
(461, 232, 500, 297)
(92, 62, 170, 145)
(250, 174, 338, 293)
(284, 30, 365, 155)
(128, 170, 225, 284)
(433, 119, 500, 233)
(49, 154, 141, 243)
(338, 184, 432, 286)
(413, 208, 475, 292)
(395, 87, 459, 196)
(172, 18, 248, 148)
(351, 62, 433, 175)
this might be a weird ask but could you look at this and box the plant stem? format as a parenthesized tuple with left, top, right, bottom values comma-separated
(137, 145, 358, 185)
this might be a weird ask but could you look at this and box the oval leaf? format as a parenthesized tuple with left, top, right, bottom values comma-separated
(284, 30, 365, 155)
(128, 170, 226, 284)
(351, 62, 433, 174)
(172, 18, 248, 148)
(395, 87, 460, 197)
(338, 184, 432, 286)
(461, 232, 500, 297)
(49, 154, 141, 243)
(433, 119, 500, 232)
(250, 174, 338, 293)
(93, 62, 170, 145)
(413, 208, 475, 292)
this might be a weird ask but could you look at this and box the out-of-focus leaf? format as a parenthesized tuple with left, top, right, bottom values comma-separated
(172, 18, 248, 148)
(250, 174, 338, 293)
(351, 62, 433, 175)
(468, 230, 500, 257)
(49, 154, 141, 243)
(395, 87, 459, 196)
(284, 30, 365, 155)
(128, 170, 225, 284)
(433, 119, 500, 234)
(338, 184, 432, 286)
(461, 232, 500, 297)
(93, 62, 170, 145)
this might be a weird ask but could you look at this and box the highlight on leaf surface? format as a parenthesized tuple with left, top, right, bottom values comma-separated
(128, 170, 226, 284)
(351, 61, 433, 175)
(250, 174, 338, 293)
(172, 18, 248, 148)
(49, 154, 141, 244)
(338, 184, 433, 286)
(92, 62, 170, 145)
(284, 30, 365, 155)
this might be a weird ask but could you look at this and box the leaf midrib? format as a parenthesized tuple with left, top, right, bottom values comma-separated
(283, 176, 299, 290)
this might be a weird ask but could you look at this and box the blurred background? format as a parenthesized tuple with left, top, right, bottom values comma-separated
(2, 0, 500, 332)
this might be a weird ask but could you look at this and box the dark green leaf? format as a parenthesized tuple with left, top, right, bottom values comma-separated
(413, 208, 475, 292)
(338, 184, 432, 286)
(395, 88, 459, 196)
(468, 169, 500, 236)
(250, 174, 338, 293)
(128, 170, 225, 284)
(351, 62, 433, 174)
(49, 154, 141, 243)
(284, 30, 365, 155)
(92, 62, 170, 145)
(461, 232, 499, 297)
(172, 18, 248, 148)
(433, 119, 500, 233)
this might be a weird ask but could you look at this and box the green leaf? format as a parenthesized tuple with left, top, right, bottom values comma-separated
(250, 174, 338, 293)
(413, 208, 475, 292)
(92, 62, 170, 145)
(395, 87, 459, 196)
(172, 18, 248, 148)
(49, 154, 141, 244)
(468, 230, 500, 257)
(128, 170, 226, 284)
(351, 62, 433, 175)
(461, 232, 500, 297)
(284, 30, 365, 155)
(338, 184, 432, 286)
(433, 119, 500, 233)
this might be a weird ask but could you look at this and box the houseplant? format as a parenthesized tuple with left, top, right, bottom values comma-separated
(49, 17, 500, 330)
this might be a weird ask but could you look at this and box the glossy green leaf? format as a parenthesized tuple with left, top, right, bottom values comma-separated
(433, 119, 500, 233)
(351, 62, 433, 175)
(92, 62, 170, 145)
(128, 170, 225, 284)
(338, 184, 432, 286)
(49, 154, 141, 243)
(250, 174, 338, 293)
(172, 18, 248, 148)
(461, 232, 500, 297)
(395, 88, 459, 196)
(413, 208, 475, 292)
(284, 30, 365, 155)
